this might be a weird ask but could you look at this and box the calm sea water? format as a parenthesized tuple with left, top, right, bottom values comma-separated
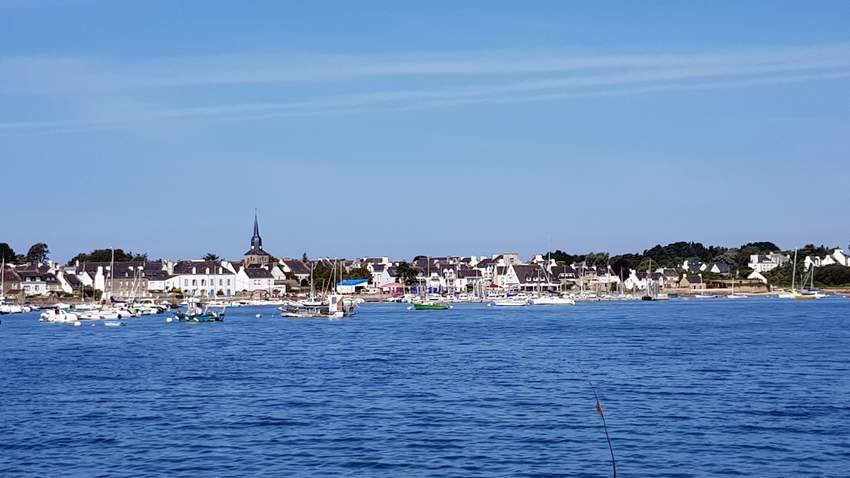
(2, 298, 849, 477)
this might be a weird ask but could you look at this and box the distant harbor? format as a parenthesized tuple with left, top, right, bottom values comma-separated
(3, 215, 850, 315)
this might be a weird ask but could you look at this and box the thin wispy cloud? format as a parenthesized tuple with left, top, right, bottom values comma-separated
(1, 43, 849, 134)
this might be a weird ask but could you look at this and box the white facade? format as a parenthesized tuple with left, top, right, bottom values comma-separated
(748, 253, 789, 273)
(235, 268, 275, 293)
(174, 264, 236, 297)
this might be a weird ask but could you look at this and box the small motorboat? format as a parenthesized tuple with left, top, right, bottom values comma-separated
(531, 295, 576, 306)
(412, 301, 450, 310)
(104, 321, 125, 327)
(491, 297, 529, 307)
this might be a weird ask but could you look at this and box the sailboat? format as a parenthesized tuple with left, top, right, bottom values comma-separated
(728, 269, 748, 298)
(529, 264, 575, 305)
(777, 249, 798, 299)
(794, 262, 824, 300)
(412, 257, 450, 310)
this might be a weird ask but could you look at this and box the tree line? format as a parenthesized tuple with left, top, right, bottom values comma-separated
(1, 242, 50, 264)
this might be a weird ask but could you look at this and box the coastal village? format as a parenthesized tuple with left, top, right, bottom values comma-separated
(3, 214, 849, 305)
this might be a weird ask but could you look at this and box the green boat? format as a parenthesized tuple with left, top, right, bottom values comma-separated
(412, 302, 450, 310)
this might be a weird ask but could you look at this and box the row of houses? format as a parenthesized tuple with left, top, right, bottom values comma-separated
(804, 248, 849, 270)
(347, 253, 716, 294)
(1, 215, 316, 299)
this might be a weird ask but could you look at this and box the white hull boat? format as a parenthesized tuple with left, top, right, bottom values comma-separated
(531, 296, 576, 306)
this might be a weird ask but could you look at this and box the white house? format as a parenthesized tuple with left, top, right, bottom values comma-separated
(173, 260, 236, 297)
(747, 270, 769, 284)
(17, 268, 61, 296)
(235, 265, 277, 295)
(821, 248, 849, 267)
(624, 270, 647, 291)
(370, 264, 398, 287)
(805, 248, 849, 270)
(748, 253, 789, 273)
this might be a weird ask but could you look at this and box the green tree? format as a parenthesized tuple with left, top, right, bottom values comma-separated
(25, 243, 49, 263)
(203, 253, 220, 261)
(346, 267, 372, 281)
(0, 243, 17, 263)
(66, 248, 148, 266)
(395, 261, 419, 285)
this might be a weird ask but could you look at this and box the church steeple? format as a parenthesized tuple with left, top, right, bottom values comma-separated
(251, 210, 262, 250)
(244, 210, 271, 267)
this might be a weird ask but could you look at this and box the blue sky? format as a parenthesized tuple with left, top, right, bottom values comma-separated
(2, 1, 849, 262)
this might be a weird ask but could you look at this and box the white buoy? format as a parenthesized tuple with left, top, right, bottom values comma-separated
(166, 317, 173, 323)
(406, 306, 413, 310)
(255, 313, 261, 319)
(73, 321, 82, 327)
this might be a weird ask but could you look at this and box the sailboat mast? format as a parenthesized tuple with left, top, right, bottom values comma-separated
(791, 249, 798, 290)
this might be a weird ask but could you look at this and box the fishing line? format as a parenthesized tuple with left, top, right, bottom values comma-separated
(576, 362, 617, 478)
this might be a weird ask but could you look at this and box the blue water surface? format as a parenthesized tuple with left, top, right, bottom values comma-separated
(1, 298, 849, 477)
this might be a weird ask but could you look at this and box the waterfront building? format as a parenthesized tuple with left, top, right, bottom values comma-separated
(337, 279, 368, 294)
(17, 267, 61, 296)
(235, 265, 278, 295)
(280, 259, 311, 284)
(56, 271, 83, 295)
(369, 264, 398, 288)
(679, 275, 705, 289)
(173, 260, 235, 297)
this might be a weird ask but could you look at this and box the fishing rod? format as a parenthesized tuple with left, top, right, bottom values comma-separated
(576, 363, 617, 478)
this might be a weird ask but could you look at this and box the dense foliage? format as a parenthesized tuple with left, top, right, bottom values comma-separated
(66, 248, 148, 266)
(547, 241, 782, 277)
(394, 261, 419, 285)
(0, 243, 17, 263)
(309, 262, 372, 292)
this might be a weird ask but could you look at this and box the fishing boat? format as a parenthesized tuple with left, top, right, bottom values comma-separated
(281, 294, 358, 318)
(39, 307, 80, 323)
(176, 301, 225, 322)
(412, 301, 450, 310)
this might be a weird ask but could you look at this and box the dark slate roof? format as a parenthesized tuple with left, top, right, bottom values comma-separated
(371, 264, 386, 273)
(550, 265, 577, 279)
(683, 275, 702, 284)
(174, 261, 233, 275)
(63, 274, 83, 287)
(281, 260, 311, 275)
(145, 270, 173, 281)
(17, 270, 58, 283)
(244, 267, 274, 279)
(711, 262, 731, 273)
(511, 264, 549, 284)
(1, 267, 21, 283)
